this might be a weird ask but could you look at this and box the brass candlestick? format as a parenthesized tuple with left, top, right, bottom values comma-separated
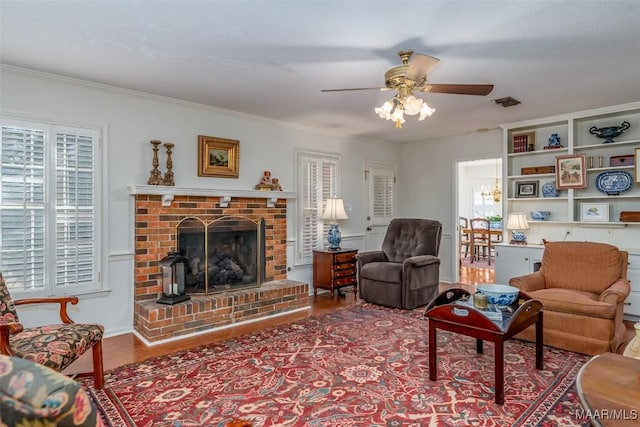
(163, 143, 175, 186)
(147, 140, 163, 185)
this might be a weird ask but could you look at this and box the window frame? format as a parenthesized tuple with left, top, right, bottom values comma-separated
(0, 117, 104, 297)
(366, 161, 396, 227)
(295, 150, 341, 265)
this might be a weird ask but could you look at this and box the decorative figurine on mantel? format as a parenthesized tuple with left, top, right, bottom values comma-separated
(271, 177, 283, 191)
(255, 170, 284, 191)
(162, 143, 175, 186)
(147, 140, 163, 185)
(255, 171, 273, 190)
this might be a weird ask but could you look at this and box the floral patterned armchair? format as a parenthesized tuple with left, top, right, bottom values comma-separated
(0, 272, 104, 389)
(0, 354, 105, 426)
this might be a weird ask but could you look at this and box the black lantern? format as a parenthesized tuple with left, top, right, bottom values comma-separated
(157, 251, 190, 305)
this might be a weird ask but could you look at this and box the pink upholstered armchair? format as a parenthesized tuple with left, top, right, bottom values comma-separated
(509, 241, 630, 355)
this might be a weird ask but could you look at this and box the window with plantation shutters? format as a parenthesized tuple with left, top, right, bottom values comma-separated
(0, 119, 101, 294)
(297, 151, 339, 264)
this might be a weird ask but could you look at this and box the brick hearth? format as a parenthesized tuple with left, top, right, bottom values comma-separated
(131, 192, 309, 343)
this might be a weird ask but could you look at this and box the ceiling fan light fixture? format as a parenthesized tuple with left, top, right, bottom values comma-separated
(402, 95, 423, 115)
(376, 91, 434, 127)
(390, 108, 405, 128)
(374, 99, 394, 119)
(418, 102, 436, 121)
(325, 49, 493, 128)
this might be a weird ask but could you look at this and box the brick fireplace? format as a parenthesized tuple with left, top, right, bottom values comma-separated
(129, 187, 309, 343)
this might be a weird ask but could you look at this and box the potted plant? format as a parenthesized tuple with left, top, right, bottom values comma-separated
(486, 215, 503, 229)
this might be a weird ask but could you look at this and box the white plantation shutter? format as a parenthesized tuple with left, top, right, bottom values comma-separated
(297, 152, 339, 264)
(369, 165, 395, 225)
(0, 119, 101, 294)
(0, 125, 46, 290)
(55, 129, 96, 288)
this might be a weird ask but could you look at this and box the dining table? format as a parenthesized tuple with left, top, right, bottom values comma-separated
(462, 228, 504, 241)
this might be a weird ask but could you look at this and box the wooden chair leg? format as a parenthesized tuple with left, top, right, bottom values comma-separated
(92, 340, 104, 389)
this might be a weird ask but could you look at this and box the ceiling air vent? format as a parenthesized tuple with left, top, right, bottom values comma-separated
(493, 96, 521, 107)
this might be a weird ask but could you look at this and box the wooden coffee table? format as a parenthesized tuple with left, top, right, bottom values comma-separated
(576, 352, 640, 426)
(424, 287, 543, 405)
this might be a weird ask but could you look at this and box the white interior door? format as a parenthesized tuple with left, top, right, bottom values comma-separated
(364, 161, 396, 251)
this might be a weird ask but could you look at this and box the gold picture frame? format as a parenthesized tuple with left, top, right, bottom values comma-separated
(198, 135, 239, 178)
(555, 154, 587, 189)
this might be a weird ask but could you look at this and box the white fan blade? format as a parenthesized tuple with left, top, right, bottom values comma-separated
(405, 54, 440, 81)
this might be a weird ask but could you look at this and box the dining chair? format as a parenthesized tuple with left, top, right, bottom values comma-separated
(458, 216, 471, 259)
(470, 218, 493, 265)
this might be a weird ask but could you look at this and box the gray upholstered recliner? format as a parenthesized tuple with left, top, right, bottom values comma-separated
(356, 218, 442, 309)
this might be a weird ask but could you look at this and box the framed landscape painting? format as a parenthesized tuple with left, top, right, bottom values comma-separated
(198, 135, 240, 178)
(555, 154, 587, 189)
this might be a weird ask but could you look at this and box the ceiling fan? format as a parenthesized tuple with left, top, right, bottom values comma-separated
(322, 50, 494, 128)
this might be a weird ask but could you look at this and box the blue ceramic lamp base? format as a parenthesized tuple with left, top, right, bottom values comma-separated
(510, 230, 527, 245)
(327, 224, 342, 251)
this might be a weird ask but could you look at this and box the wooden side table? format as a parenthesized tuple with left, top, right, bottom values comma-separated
(312, 248, 357, 297)
(576, 352, 640, 426)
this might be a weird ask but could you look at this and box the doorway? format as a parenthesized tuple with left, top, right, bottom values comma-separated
(456, 158, 502, 285)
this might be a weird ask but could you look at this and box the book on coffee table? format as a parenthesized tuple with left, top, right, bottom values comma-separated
(456, 297, 503, 322)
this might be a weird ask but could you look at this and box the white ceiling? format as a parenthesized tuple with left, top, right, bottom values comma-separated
(2, 0, 640, 144)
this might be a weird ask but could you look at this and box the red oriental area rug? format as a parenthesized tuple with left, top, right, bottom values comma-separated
(83, 304, 590, 426)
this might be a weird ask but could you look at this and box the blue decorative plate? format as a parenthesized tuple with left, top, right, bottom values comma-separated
(595, 171, 633, 195)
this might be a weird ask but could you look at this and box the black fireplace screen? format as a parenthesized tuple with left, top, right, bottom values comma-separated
(176, 216, 265, 294)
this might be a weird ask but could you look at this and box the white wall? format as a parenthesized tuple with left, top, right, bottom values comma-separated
(0, 67, 399, 335)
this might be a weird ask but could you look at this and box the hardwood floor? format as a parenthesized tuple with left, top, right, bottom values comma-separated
(459, 263, 495, 285)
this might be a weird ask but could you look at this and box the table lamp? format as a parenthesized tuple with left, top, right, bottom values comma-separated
(321, 198, 349, 250)
(506, 212, 529, 244)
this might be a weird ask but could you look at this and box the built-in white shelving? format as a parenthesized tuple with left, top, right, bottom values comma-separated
(502, 102, 640, 226)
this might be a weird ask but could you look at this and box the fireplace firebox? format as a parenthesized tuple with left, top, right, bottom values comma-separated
(176, 216, 265, 294)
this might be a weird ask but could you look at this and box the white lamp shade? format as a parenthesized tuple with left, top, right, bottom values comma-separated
(321, 198, 349, 222)
(506, 213, 530, 230)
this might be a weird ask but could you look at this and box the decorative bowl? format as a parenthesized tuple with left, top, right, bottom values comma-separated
(530, 210, 551, 221)
(477, 284, 520, 306)
(589, 121, 631, 143)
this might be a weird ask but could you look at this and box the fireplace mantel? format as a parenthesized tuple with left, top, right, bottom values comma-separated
(128, 185, 295, 207)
